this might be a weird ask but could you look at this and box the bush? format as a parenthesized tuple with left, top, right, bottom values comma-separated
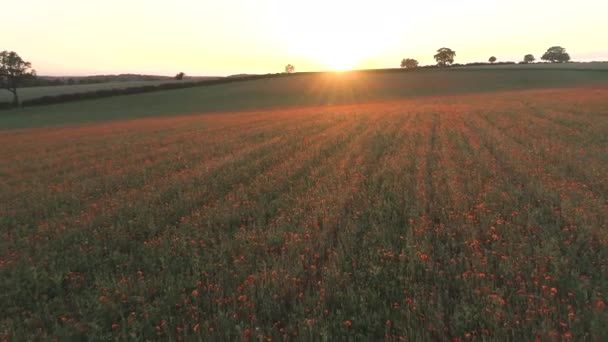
(0, 102, 14, 111)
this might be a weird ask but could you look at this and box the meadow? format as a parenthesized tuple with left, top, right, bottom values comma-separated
(0, 80, 195, 104)
(1, 63, 606, 106)
(2, 68, 608, 129)
(1, 76, 607, 340)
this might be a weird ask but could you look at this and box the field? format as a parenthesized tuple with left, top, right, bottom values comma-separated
(1, 81, 607, 340)
(2, 68, 608, 129)
(1, 64, 606, 106)
(0, 80, 201, 104)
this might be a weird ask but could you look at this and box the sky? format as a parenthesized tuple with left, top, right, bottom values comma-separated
(2, 0, 607, 76)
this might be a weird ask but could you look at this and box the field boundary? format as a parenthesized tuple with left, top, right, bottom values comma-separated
(5, 74, 285, 109)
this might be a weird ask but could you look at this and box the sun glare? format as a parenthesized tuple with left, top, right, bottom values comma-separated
(317, 48, 362, 71)
(292, 31, 382, 71)
(282, 2, 391, 71)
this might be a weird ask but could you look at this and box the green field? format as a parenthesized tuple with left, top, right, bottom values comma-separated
(1, 63, 605, 105)
(1, 68, 608, 340)
(0, 80, 191, 103)
(2, 68, 608, 129)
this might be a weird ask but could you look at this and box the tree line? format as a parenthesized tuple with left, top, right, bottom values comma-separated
(399, 46, 571, 69)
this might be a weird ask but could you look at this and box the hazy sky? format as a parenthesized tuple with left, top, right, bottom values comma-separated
(3, 0, 607, 76)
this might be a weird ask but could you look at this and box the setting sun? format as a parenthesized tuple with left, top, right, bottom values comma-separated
(305, 40, 372, 71)
(319, 50, 359, 71)
(279, 1, 395, 71)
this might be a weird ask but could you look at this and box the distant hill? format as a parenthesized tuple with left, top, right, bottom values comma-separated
(3, 67, 608, 129)
(69, 74, 221, 83)
(227, 74, 257, 78)
(24, 74, 221, 87)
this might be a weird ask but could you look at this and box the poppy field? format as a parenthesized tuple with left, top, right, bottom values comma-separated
(1, 87, 607, 341)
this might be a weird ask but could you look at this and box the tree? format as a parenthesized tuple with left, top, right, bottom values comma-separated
(489, 56, 497, 64)
(401, 58, 419, 69)
(541, 46, 570, 63)
(175, 72, 185, 80)
(0, 51, 36, 106)
(523, 54, 535, 64)
(434, 48, 456, 67)
(285, 64, 295, 73)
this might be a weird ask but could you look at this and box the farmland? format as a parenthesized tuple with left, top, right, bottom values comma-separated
(1, 63, 606, 106)
(1, 83, 607, 340)
(2, 68, 608, 129)
(0, 80, 196, 104)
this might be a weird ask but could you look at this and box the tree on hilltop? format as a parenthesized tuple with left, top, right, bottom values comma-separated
(175, 72, 185, 80)
(401, 58, 419, 69)
(434, 48, 456, 67)
(523, 54, 535, 64)
(285, 64, 295, 73)
(0, 51, 36, 106)
(489, 56, 497, 64)
(541, 46, 570, 63)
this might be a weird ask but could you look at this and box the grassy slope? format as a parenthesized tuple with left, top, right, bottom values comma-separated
(2, 68, 608, 129)
(2, 63, 605, 103)
(0, 80, 196, 103)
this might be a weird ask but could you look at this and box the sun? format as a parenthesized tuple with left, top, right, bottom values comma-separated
(280, 2, 390, 71)
(288, 31, 379, 71)
(316, 46, 364, 71)
(328, 61, 354, 72)
(323, 57, 353, 71)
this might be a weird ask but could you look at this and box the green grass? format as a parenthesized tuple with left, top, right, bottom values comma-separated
(0, 80, 188, 103)
(2, 68, 608, 129)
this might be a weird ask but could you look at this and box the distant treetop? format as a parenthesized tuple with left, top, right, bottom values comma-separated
(401, 58, 419, 69)
(541, 46, 570, 63)
(523, 54, 535, 64)
(434, 48, 456, 67)
(285, 64, 295, 73)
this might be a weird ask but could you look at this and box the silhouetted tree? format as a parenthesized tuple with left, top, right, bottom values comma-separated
(541, 46, 570, 63)
(489, 56, 497, 64)
(175, 72, 185, 80)
(434, 48, 456, 67)
(0, 51, 36, 106)
(285, 64, 295, 73)
(523, 54, 535, 64)
(401, 58, 419, 69)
